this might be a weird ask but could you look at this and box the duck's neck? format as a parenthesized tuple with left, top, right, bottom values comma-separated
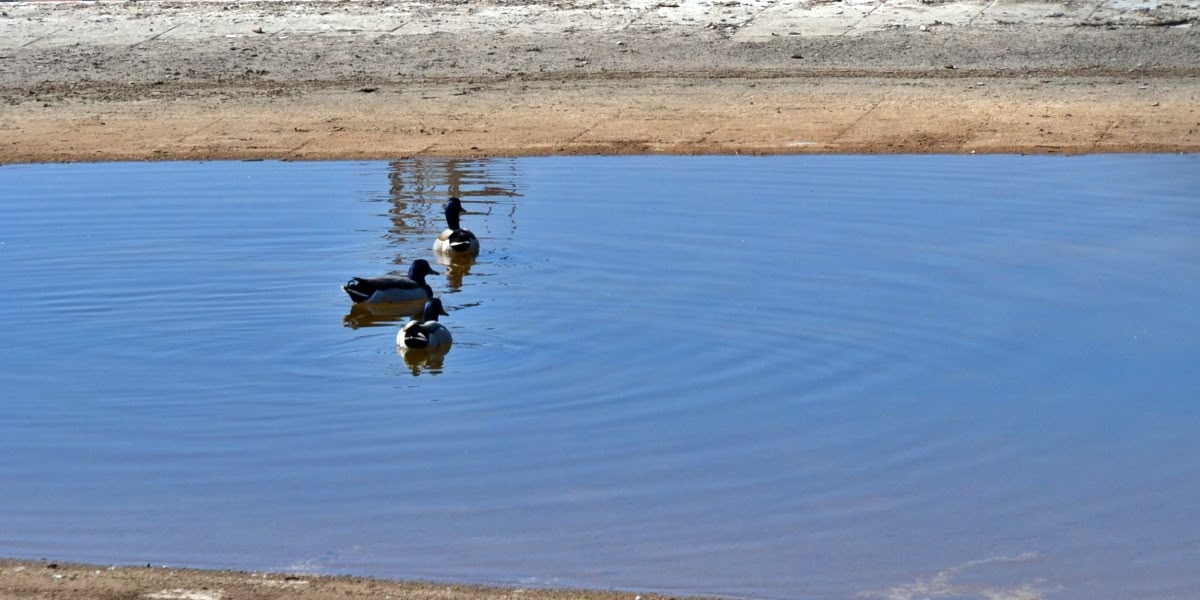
(445, 211, 462, 231)
(422, 305, 442, 322)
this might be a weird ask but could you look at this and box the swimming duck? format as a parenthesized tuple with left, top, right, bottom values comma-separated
(342, 259, 439, 304)
(397, 298, 453, 350)
(433, 197, 480, 256)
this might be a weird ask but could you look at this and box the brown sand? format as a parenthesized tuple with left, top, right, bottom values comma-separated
(1, 1, 1198, 163)
(0, 559, 708, 600)
(6, 75, 1200, 162)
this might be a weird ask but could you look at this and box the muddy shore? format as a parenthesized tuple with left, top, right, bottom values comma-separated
(1, 0, 1198, 163)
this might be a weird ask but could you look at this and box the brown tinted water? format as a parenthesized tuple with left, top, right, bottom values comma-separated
(0, 156, 1197, 599)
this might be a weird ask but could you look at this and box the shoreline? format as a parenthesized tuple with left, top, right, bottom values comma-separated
(2, 0, 1199, 163)
(6, 74, 1197, 163)
(0, 558, 718, 600)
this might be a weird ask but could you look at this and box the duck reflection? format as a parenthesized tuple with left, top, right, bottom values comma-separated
(397, 346, 450, 376)
(342, 298, 425, 329)
(434, 250, 475, 290)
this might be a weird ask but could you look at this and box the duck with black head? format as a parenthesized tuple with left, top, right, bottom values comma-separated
(342, 259, 439, 304)
(433, 197, 480, 257)
(397, 298, 453, 351)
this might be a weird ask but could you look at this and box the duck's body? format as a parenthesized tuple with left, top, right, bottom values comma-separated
(397, 298, 453, 350)
(343, 259, 439, 304)
(434, 228, 480, 255)
(433, 197, 480, 256)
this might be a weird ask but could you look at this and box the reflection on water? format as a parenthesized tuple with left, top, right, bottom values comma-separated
(0, 155, 1197, 600)
(342, 299, 426, 329)
(434, 252, 477, 291)
(343, 158, 522, 328)
(381, 157, 520, 253)
(397, 345, 452, 377)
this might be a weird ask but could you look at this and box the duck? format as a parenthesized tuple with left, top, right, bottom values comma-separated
(433, 197, 480, 256)
(342, 259, 439, 304)
(397, 297, 452, 350)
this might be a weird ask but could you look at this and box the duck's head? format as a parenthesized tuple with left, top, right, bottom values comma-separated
(422, 297, 449, 322)
(444, 197, 467, 230)
(407, 259, 439, 281)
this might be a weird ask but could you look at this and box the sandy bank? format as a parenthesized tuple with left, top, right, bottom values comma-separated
(1, 0, 1198, 162)
(0, 559, 713, 600)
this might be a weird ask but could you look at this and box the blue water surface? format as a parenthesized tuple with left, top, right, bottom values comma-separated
(1, 155, 1197, 599)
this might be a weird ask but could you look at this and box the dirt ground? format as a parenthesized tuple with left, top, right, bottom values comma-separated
(1, 0, 1198, 163)
(0, 559, 707, 600)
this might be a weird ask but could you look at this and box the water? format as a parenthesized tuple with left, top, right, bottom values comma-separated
(1, 155, 1197, 600)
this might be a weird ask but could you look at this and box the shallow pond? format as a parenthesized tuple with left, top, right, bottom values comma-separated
(1, 155, 1197, 599)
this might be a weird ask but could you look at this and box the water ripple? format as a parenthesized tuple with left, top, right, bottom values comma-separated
(1, 156, 1198, 600)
